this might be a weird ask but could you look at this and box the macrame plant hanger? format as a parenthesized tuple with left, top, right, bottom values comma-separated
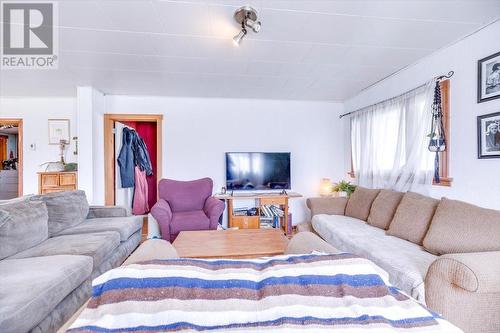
(428, 71, 454, 183)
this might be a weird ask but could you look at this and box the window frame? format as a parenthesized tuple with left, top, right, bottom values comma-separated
(348, 79, 452, 186)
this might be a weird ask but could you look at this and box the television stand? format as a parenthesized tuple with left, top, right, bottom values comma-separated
(213, 191, 302, 236)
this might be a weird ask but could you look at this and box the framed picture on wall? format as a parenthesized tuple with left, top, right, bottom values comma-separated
(478, 51, 500, 103)
(477, 111, 500, 159)
(48, 119, 70, 145)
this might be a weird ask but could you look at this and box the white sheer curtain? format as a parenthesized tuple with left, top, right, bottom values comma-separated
(351, 80, 436, 192)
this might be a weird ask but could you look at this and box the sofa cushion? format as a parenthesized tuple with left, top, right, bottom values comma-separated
(56, 216, 142, 241)
(312, 214, 437, 302)
(31, 190, 89, 236)
(10, 231, 121, 268)
(306, 197, 348, 216)
(0, 255, 92, 333)
(0, 195, 34, 205)
(170, 210, 210, 235)
(423, 198, 500, 255)
(0, 200, 48, 260)
(367, 189, 404, 230)
(344, 186, 380, 221)
(387, 192, 439, 245)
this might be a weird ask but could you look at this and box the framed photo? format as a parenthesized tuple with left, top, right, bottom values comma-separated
(48, 119, 70, 145)
(478, 51, 500, 103)
(477, 112, 500, 159)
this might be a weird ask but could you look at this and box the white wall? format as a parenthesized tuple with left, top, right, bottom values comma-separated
(344, 21, 500, 209)
(0, 97, 77, 195)
(100, 96, 345, 224)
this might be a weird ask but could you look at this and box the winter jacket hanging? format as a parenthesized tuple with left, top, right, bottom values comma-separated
(134, 135, 153, 176)
(117, 128, 135, 188)
(117, 127, 153, 188)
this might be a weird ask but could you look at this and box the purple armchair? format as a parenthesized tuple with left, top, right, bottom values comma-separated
(151, 178, 225, 242)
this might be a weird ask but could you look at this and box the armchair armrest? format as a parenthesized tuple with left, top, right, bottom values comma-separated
(87, 205, 128, 219)
(204, 197, 225, 229)
(306, 197, 348, 217)
(426, 251, 500, 293)
(151, 199, 173, 240)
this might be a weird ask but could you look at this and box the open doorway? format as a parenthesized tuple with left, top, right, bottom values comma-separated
(103, 114, 163, 210)
(0, 119, 23, 199)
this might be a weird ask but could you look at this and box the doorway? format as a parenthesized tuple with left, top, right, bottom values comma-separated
(0, 119, 23, 199)
(103, 114, 163, 208)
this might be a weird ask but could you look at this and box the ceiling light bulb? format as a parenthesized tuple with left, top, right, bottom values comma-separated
(245, 18, 261, 33)
(232, 29, 247, 46)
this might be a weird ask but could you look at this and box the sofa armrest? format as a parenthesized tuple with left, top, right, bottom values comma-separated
(122, 239, 179, 265)
(285, 232, 340, 255)
(151, 199, 173, 240)
(204, 197, 225, 229)
(306, 197, 348, 217)
(87, 205, 128, 219)
(426, 251, 500, 294)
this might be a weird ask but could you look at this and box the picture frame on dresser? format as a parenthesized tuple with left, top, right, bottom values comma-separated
(478, 51, 500, 103)
(477, 111, 500, 159)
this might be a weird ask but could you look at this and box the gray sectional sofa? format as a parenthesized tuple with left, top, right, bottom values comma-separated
(0, 191, 143, 333)
(300, 187, 500, 333)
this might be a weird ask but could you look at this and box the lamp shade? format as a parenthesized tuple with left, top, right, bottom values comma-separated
(319, 178, 333, 197)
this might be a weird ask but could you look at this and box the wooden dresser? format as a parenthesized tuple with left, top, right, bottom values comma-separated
(38, 171, 78, 194)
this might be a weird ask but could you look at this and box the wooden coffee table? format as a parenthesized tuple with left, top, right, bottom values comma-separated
(173, 229, 289, 259)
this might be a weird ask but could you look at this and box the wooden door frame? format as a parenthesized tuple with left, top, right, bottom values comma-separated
(0, 119, 23, 196)
(104, 114, 163, 206)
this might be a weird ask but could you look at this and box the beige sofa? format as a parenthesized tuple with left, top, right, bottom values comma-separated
(298, 187, 500, 333)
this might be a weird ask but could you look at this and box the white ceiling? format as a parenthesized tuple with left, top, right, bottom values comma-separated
(1, 0, 499, 101)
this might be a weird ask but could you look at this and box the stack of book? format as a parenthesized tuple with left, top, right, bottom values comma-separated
(233, 207, 249, 216)
(261, 204, 284, 218)
(260, 205, 285, 228)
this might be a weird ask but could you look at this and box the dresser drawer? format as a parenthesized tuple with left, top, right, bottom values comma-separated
(38, 172, 77, 194)
(41, 174, 60, 187)
(41, 186, 75, 194)
(59, 173, 77, 186)
(231, 216, 260, 229)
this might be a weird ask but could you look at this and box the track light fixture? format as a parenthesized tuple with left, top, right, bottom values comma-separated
(233, 28, 247, 46)
(232, 6, 261, 46)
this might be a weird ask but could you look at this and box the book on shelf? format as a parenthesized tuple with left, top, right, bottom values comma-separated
(273, 215, 280, 228)
(260, 221, 274, 229)
(260, 204, 284, 218)
(269, 205, 284, 217)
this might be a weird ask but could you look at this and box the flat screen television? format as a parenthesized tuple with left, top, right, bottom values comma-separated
(225, 152, 291, 191)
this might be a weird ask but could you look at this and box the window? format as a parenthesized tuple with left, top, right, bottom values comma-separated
(349, 79, 451, 191)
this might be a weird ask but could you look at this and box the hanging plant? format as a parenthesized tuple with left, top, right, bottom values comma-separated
(428, 79, 447, 183)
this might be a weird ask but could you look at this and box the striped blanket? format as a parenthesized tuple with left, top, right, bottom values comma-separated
(68, 253, 462, 332)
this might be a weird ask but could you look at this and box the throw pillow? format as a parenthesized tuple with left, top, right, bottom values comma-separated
(387, 192, 439, 245)
(423, 198, 500, 255)
(0, 200, 49, 259)
(345, 187, 380, 221)
(367, 189, 404, 230)
(31, 190, 89, 236)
